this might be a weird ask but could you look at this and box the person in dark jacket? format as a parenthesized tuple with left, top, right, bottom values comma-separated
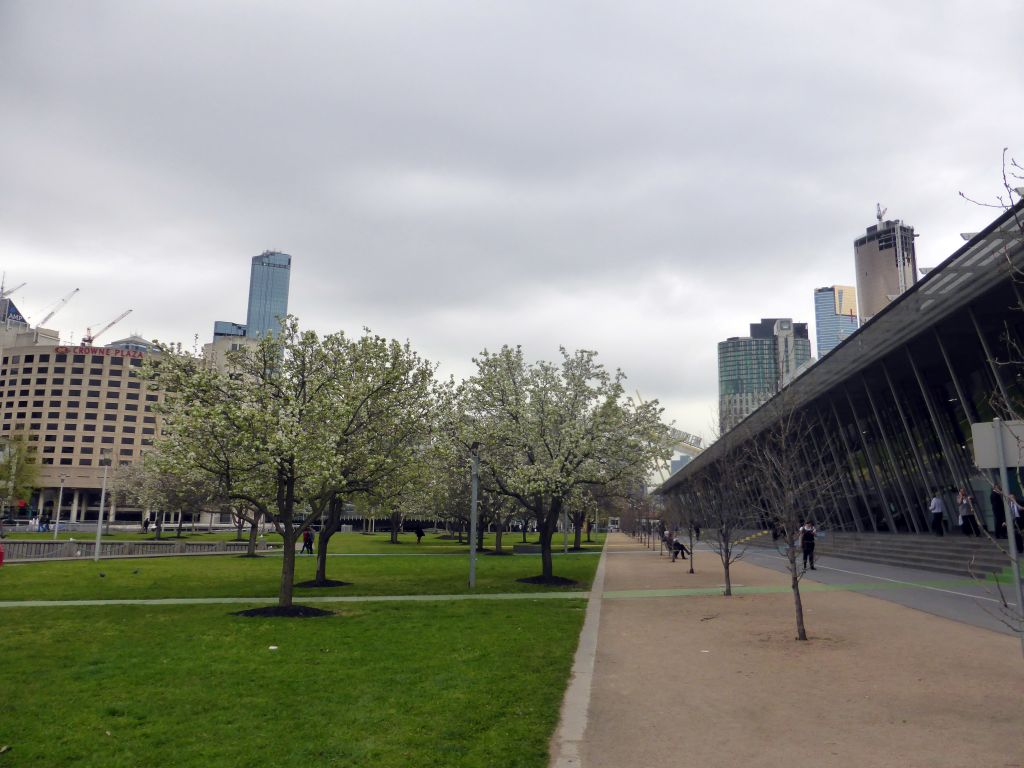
(799, 521, 817, 570)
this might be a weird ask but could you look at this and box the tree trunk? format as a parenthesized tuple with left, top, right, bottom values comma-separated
(315, 510, 341, 585)
(521, 523, 527, 543)
(154, 510, 163, 541)
(246, 519, 259, 557)
(573, 511, 583, 550)
(688, 529, 694, 574)
(723, 559, 732, 596)
(235, 511, 244, 541)
(494, 521, 504, 553)
(389, 511, 402, 544)
(539, 514, 556, 579)
(788, 543, 808, 640)
(176, 509, 184, 538)
(279, 531, 297, 607)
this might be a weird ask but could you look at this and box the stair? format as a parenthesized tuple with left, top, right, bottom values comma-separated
(744, 531, 1016, 580)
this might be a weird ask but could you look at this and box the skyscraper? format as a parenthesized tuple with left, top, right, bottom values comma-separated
(854, 209, 916, 323)
(718, 318, 811, 434)
(814, 285, 859, 357)
(245, 251, 291, 338)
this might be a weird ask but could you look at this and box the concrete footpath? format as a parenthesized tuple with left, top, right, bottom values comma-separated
(549, 532, 1024, 768)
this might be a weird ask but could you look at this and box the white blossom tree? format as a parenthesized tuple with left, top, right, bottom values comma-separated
(459, 346, 671, 582)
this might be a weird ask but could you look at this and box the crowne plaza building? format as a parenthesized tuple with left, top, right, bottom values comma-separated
(0, 340, 163, 523)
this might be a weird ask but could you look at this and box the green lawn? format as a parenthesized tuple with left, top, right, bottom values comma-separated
(1, 599, 586, 767)
(0, 549, 600, 602)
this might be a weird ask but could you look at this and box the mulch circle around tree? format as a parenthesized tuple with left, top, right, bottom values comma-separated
(232, 605, 334, 618)
(515, 575, 578, 586)
(484, 550, 513, 556)
(294, 579, 352, 588)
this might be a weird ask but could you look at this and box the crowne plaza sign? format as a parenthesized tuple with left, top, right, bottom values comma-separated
(54, 345, 145, 360)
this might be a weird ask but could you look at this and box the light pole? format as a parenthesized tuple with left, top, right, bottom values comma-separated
(469, 442, 480, 588)
(94, 450, 112, 562)
(53, 474, 67, 541)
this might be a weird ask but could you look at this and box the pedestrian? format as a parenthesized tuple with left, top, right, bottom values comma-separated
(142, 515, 151, 533)
(990, 486, 1006, 538)
(1004, 494, 1024, 554)
(301, 527, 314, 554)
(693, 522, 702, 541)
(414, 525, 424, 544)
(929, 491, 946, 536)
(799, 520, 817, 570)
(671, 536, 689, 562)
(957, 488, 981, 536)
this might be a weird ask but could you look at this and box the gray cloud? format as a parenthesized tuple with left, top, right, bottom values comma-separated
(2, 0, 1022, 437)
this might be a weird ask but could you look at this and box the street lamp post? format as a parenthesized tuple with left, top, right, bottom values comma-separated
(52, 474, 67, 541)
(94, 450, 112, 562)
(469, 442, 480, 588)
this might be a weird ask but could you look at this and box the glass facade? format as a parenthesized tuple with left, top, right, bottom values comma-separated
(245, 251, 291, 338)
(814, 286, 860, 357)
(671, 201, 1024, 541)
(718, 318, 811, 434)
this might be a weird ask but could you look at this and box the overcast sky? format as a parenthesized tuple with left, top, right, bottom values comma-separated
(2, 0, 1022, 441)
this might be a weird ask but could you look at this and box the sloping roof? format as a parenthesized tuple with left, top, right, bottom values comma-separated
(658, 200, 1024, 494)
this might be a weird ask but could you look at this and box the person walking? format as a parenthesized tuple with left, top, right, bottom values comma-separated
(414, 525, 424, 544)
(958, 488, 981, 536)
(929, 491, 946, 536)
(799, 521, 817, 570)
(301, 527, 315, 555)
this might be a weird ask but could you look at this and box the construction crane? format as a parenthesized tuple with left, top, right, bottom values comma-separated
(82, 309, 132, 345)
(37, 288, 80, 327)
(0, 280, 26, 299)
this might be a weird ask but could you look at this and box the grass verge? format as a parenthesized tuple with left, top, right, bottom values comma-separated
(1, 599, 586, 767)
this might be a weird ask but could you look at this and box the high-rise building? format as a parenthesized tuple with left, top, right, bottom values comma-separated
(814, 285, 859, 357)
(718, 318, 811, 434)
(854, 210, 916, 323)
(245, 251, 291, 338)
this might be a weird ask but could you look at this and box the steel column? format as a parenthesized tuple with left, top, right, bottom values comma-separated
(844, 388, 898, 533)
(827, 404, 872, 532)
(969, 305, 1012, 407)
(863, 375, 921, 533)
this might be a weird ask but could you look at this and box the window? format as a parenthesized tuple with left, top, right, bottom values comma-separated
(39, 354, 50, 362)
(145, 394, 158, 402)
(55, 354, 67, 363)
(106, 391, 120, 399)
(87, 390, 100, 398)
(130, 359, 142, 367)
(24, 354, 34, 363)
(89, 379, 101, 387)
(111, 357, 124, 366)
(141, 438, 153, 446)
(119, 448, 133, 456)
(121, 437, 134, 445)
(91, 356, 104, 365)
(66, 412, 78, 420)
(83, 424, 96, 432)
(142, 428, 155, 435)
(125, 404, 138, 411)
(123, 426, 135, 433)
(30, 411, 42, 418)
(79, 459, 92, 466)
(126, 393, 139, 400)
(101, 436, 114, 444)
(61, 447, 73, 454)
(72, 355, 84, 364)
(43, 445, 55, 453)
(63, 435, 75, 442)
(105, 403, 118, 410)
(103, 425, 115, 432)
(41, 458, 53, 465)
(64, 423, 76, 431)
(124, 415, 136, 423)
(44, 434, 56, 442)
(59, 458, 72, 466)
(86, 402, 98, 409)
(81, 437, 94, 445)
(84, 414, 97, 421)
(127, 381, 140, 389)
(48, 411, 59, 419)
(81, 447, 93, 454)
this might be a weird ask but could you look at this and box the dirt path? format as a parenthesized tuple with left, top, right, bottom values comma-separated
(573, 533, 1023, 768)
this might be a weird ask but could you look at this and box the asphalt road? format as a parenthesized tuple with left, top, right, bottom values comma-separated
(733, 543, 1021, 637)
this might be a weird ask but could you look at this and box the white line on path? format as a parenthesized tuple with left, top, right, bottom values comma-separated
(743, 549, 1010, 605)
(549, 540, 608, 768)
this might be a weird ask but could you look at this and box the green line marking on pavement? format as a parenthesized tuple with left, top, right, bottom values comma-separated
(603, 578, 981, 600)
